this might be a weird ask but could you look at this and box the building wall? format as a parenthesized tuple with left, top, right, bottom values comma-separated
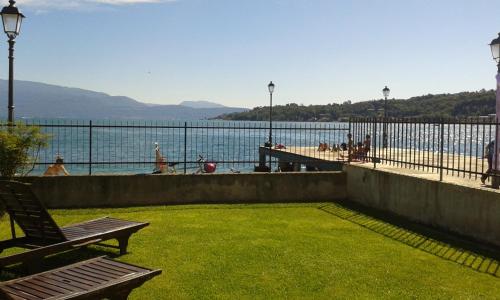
(344, 164, 500, 247)
(22, 172, 347, 209)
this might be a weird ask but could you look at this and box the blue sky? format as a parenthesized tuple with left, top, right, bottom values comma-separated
(6, 0, 500, 107)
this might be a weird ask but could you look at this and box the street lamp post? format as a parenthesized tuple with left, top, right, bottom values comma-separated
(382, 86, 390, 148)
(489, 33, 500, 188)
(1, 0, 24, 123)
(268, 81, 275, 172)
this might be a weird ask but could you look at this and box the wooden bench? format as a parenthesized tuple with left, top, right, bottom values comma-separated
(0, 256, 161, 299)
(0, 181, 149, 268)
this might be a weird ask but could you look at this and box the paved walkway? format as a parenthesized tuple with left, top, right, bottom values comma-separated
(350, 162, 499, 193)
(272, 146, 499, 193)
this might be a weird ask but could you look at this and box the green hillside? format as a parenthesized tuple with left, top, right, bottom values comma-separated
(215, 90, 495, 121)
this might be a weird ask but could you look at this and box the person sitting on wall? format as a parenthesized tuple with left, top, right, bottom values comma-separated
(275, 143, 286, 150)
(153, 142, 168, 174)
(318, 142, 330, 152)
(44, 155, 70, 176)
(338, 143, 348, 160)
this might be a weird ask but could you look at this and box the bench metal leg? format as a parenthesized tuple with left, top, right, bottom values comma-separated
(117, 234, 131, 255)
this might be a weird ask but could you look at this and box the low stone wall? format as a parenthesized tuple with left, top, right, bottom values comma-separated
(344, 164, 500, 247)
(22, 172, 347, 209)
(16, 167, 500, 247)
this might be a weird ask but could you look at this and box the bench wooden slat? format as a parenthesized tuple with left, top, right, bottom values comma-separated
(87, 261, 129, 276)
(2, 292, 26, 300)
(60, 218, 147, 242)
(76, 265, 123, 279)
(0, 286, 41, 300)
(9, 283, 50, 299)
(58, 269, 104, 285)
(13, 281, 60, 298)
(72, 266, 119, 281)
(28, 278, 78, 294)
(97, 258, 147, 273)
(39, 274, 95, 290)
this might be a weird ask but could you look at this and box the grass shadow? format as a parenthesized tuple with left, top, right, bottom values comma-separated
(318, 201, 500, 278)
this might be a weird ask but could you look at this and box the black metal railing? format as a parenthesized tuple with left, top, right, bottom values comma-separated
(1, 120, 349, 175)
(349, 117, 498, 182)
(5, 117, 495, 180)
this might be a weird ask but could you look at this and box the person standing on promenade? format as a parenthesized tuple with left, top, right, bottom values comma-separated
(481, 140, 495, 185)
(363, 134, 371, 162)
(153, 142, 167, 174)
(347, 133, 353, 161)
(44, 155, 70, 176)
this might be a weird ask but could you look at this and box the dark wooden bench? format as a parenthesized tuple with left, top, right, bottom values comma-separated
(0, 256, 161, 299)
(0, 181, 149, 268)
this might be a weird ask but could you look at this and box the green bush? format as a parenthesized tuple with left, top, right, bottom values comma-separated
(0, 123, 49, 178)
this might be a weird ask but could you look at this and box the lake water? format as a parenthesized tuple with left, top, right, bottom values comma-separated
(19, 120, 349, 175)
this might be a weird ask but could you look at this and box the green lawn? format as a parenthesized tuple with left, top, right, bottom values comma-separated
(1, 202, 499, 299)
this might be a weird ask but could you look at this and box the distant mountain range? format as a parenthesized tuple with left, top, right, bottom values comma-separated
(179, 100, 226, 109)
(0, 80, 248, 120)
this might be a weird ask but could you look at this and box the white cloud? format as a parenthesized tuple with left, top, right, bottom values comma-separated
(19, 0, 174, 10)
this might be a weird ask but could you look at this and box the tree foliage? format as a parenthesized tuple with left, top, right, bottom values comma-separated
(216, 90, 496, 121)
(0, 123, 49, 178)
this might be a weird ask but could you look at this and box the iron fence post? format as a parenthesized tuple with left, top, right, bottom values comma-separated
(348, 118, 352, 137)
(88, 120, 92, 175)
(493, 117, 500, 188)
(348, 118, 352, 164)
(373, 118, 377, 169)
(439, 119, 444, 181)
(184, 122, 187, 174)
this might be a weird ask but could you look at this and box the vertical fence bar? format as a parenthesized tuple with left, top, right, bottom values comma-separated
(348, 118, 352, 164)
(494, 117, 499, 188)
(440, 119, 444, 181)
(184, 122, 187, 174)
(463, 121, 467, 178)
(469, 120, 473, 178)
(373, 118, 377, 168)
(390, 119, 393, 166)
(474, 118, 479, 180)
(452, 122, 456, 176)
(88, 120, 93, 175)
(481, 119, 486, 177)
(446, 121, 450, 175)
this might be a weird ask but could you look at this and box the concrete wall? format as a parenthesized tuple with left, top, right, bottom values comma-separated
(15, 166, 500, 247)
(21, 172, 346, 209)
(344, 164, 500, 247)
